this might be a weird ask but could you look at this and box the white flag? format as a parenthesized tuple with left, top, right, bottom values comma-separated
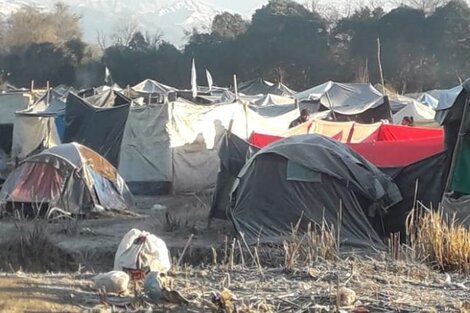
(191, 58, 197, 98)
(206, 69, 213, 92)
(104, 67, 112, 85)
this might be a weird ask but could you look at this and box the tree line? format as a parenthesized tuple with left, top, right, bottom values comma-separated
(0, 0, 469, 93)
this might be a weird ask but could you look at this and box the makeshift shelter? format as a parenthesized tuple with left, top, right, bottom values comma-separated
(118, 103, 172, 195)
(12, 90, 66, 159)
(251, 122, 444, 168)
(229, 134, 401, 247)
(237, 78, 274, 95)
(132, 79, 175, 94)
(0, 93, 30, 155)
(168, 100, 298, 193)
(63, 93, 130, 168)
(0, 143, 134, 216)
(295, 81, 392, 123)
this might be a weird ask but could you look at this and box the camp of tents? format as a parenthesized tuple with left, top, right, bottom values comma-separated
(0, 69, 469, 249)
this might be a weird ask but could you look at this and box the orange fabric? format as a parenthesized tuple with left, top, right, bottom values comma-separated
(349, 122, 381, 143)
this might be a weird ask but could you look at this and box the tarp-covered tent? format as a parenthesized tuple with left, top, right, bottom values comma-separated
(132, 79, 176, 94)
(0, 143, 133, 216)
(168, 100, 299, 193)
(63, 93, 130, 168)
(11, 90, 66, 159)
(391, 95, 436, 126)
(237, 78, 274, 95)
(0, 93, 30, 155)
(83, 89, 131, 108)
(251, 122, 444, 168)
(295, 81, 392, 123)
(118, 103, 172, 195)
(229, 134, 402, 247)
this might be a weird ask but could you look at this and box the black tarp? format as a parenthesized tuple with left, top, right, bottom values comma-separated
(63, 93, 130, 167)
(378, 152, 450, 237)
(209, 133, 258, 220)
(229, 134, 402, 248)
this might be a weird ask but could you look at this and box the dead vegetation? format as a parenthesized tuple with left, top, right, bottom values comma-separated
(405, 206, 470, 274)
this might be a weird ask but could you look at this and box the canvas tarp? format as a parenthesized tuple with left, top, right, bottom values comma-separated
(118, 104, 172, 195)
(230, 134, 402, 247)
(63, 93, 130, 168)
(295, 81, 385, 115)
(11, 116, 61, 159)
(392, 95, 436, 126)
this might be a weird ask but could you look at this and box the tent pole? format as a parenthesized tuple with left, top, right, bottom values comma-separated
(233, 74, 239, 101)
(46, 81, 50, 105)
(444, 96, 470, 194)
(325, 91, 337, 121)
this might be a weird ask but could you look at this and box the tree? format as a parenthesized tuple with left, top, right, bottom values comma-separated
(211, 12, 248, 39)
(4, 2, 82, 50)
(426, 0, 470, 87)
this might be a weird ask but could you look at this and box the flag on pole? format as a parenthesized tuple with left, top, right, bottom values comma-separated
(206, 69, 213, 92)
(104, 67, 112, 85)
(191, 59, 197, 98)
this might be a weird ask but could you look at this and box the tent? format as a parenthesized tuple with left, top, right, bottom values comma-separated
(295, 81, 392, 123)
(210, 131, 448, 240)
(237, 78, 274, 95)
(132, 79, 176, 94)
(117, 98, 299, 195)
(0, 143, 134, 216)
(63, 93, 130, 168)
(11, 90, 66, 159)
(229, 134, 402, 247)
(118, 103, 172, 195)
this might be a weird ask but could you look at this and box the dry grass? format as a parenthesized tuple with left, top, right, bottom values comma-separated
(406, 206, 470, 274)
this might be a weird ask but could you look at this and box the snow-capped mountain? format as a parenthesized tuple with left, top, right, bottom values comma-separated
(0, 0, 225, 46)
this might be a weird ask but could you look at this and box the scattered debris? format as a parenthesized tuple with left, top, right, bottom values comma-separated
(337, 286, 356, 307)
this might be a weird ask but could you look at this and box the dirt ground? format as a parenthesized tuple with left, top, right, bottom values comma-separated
(0, 194, 468, 312)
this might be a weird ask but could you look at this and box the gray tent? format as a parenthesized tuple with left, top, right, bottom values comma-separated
(295, 81, 391, 123)
(0, 142, 133, 217)
(230, 134, 402, 248)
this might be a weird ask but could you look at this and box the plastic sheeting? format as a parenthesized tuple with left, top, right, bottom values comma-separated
(231, 134, 402, 247)
(63, 93, 130, 168)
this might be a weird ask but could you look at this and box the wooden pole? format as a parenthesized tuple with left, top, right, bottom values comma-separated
(46, 81, 50, 104)
(377, 38, 386, 96)
(325, 91, 337, 121)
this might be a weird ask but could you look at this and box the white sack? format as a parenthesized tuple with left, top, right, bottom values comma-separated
(114, 228, 171, 273)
